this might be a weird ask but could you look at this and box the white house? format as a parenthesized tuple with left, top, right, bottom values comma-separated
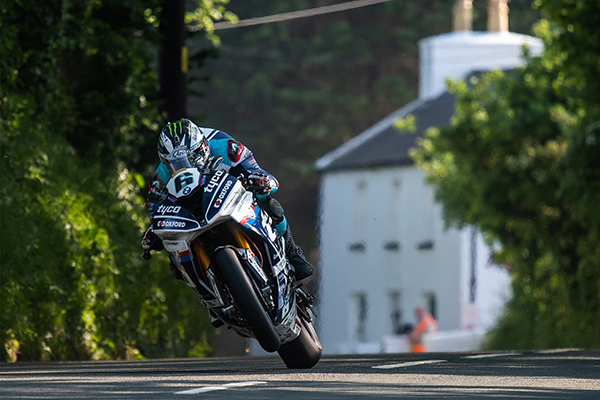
(314, 0, 543, 354)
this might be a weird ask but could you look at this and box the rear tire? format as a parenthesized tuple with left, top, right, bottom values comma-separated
(278, 317, 322, 369)
(215, 248, 281, 352)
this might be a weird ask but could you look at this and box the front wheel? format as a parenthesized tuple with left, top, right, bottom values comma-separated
(278, 317, 322, 369)
(215, 247, 281, 352)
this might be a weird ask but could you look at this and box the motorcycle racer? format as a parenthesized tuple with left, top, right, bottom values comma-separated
(141, 118, 314, 283)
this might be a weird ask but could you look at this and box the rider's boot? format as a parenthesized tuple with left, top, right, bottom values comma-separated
(260, 196, 314, 283)
(283, 225, 314, 283)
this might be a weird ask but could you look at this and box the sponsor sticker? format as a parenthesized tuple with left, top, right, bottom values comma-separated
(204, 170, 225, 193)
(156, 205, 181, 215)
(163, 240, 188, 252)
(227, 140, 245, 163)
(214, 180, 233, 208)
(157, 220, 186, 228)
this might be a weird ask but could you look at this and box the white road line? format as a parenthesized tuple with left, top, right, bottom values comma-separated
(372, 359, 448, 369)
(175, 386, 227, 394)
(462, 352, 522, 359)
(174, 381, 267, 395)
(536, 348, 576, 354)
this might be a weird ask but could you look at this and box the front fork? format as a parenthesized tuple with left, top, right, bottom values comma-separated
(296, 287, 317, 322)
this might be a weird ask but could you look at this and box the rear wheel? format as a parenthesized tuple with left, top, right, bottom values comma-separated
(278, 317, 322, 369)
(215, 247, 280, 352)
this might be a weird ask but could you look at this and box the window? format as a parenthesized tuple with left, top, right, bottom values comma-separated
(422, 292, 438, 321)
(388, 291, 402, 334)
(389, 179, 401, 231)
(349, 293, 368, 342)
(384, 180, 402, 251)
(349, 181, 367, 252)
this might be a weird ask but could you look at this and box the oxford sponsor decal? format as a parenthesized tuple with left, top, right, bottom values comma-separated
(157, 220, 186, 229)
(157, 205, 181, 215)
(214, 180, 233, 208)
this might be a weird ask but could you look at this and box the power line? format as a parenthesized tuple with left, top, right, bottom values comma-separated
(187, 0, 391, 32)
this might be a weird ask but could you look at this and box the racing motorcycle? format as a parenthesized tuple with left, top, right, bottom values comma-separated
(143, 149, 322, 369)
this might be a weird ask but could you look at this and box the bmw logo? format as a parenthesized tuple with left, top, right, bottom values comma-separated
(182, 186, 191, 195)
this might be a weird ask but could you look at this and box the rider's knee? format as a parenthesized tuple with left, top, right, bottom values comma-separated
(262, 197, 285, 221)
(260, 197, 287, 235)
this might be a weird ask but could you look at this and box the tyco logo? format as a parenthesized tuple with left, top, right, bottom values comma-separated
(204, 170, 225, 193)
(157, 205, 181, 215)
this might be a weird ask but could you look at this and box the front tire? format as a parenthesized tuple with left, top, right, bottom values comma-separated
(278, 317, 322, 369)
(215, 248, 281, 352)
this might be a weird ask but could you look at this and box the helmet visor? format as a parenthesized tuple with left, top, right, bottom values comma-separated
(163, 149, 193, 175)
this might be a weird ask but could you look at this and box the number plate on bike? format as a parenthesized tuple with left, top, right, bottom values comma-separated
(167, 168, 202, 198)
(163, 240, 188, 252)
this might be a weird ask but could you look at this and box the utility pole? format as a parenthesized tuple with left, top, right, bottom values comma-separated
(159, 0, 187, 121)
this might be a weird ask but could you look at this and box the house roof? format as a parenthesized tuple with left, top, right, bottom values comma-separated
(315, 90, 457, 172)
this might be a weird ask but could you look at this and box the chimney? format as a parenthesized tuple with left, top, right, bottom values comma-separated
(487, 0, 509, 32)
(453, 0, 473, 32)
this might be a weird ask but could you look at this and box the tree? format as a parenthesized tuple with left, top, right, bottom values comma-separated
(0, 0, 230, 361)
(411, 0, 600, 348)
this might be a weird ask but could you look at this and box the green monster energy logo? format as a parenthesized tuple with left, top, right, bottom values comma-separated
(166, 121, 187, 147)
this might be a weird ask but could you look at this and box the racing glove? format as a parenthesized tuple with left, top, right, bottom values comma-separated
(141, 226, 164, 251)
(246, 173, 272, 196)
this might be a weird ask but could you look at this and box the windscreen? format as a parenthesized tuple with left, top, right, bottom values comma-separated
(163, 149, 193, 174)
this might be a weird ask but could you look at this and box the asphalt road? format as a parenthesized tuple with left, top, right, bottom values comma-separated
(1, 349, 599, 399)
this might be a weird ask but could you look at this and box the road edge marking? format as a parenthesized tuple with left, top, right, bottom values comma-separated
(462, 352, 522, 359)
(372, 359, 448, 369)
(536, 348, 577, 354)
(175, 381, 267, 394)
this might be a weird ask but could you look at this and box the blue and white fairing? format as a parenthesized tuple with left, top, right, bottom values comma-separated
(200, 170, 294, 324)
(152, 160, 300, 343)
